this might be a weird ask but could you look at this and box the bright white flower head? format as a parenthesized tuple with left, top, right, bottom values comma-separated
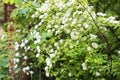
(36, 53, 40, 58)
(49, 53, 56, 58)
(92, 42, 98, 49)
(83, 23, 89, 29)
(97, 12, 106, 17)
(87, 46, 92, 51)
(46, 71, 49, 77)
(20, 42, 25, 48)
(118, 50, 120, 54)
(68, 72, 72, 77)
(54, 42, 58, 47)
(15, 53, 20, 57)
(30, 71, 34, 74)
(14, 64, 18, 69)
(24, 56, 27, 60)
(96, 71, 101, 76)
(15, 42, 19, 51)
(15, 58, 20, 63)
(82, 63, 87, 70)
(90, 34, 97, 40)
(46, 57, 52, 67)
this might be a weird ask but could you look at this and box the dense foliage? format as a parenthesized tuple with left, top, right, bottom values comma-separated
(1, 0, 120, 80)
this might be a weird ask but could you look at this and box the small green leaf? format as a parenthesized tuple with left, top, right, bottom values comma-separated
(10, 0, 15, 4)
(11, 9, 19, 18)
(3, 0, 9, 4)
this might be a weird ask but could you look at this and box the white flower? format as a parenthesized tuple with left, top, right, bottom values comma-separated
(87, 47, 92, 51)
(55, 30, 60, 35)
(15, 53, 20, 57)
(35, 25, 38, 29)
(35, 11, 38, 15)
(83, 23, 89, 29)
(36, 53, 40, 58)
(25, 66, 30, 70)
(37, 46, 40, 53)
(96, 71, 101, 76)
(26, 72, 29, 75)
(1, 35, 5, 39)
(72, 19, 77, 25)
(46, 71, 49, 77)
(54, 42, 58, 47)
(82, 63, 87, 70)
(54, 25, 59, 29)
(15, 42, 19, 51)
(64, 8, 72, 17)
(24, 39, 28, 44)
(59, 39, 63, 43)
(118, 50, 120, 54)
(69, 45, 73, 49)
(15, 58, 20, 63)
(31, 14, 35, 18)
(45, 66, 48, 71)
(24, 56, 27, 60)
(49, 49, 54, 53)
(68, 72, 72, 77)
(92, 42, 98, 49)
(90, 34, 97, 40)
(97, 12, 106, 17)
(14, 64, 18, 69)
(27, 46, 30, 50)
(46, 57, 52, 67)
(30, 71, 33, 74)
(20, 42, 25, 48)
(49, 53, 56, 58)
(47, 30, 51, 33)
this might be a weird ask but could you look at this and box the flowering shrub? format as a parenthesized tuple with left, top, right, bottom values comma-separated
(11, 0, 120, 80)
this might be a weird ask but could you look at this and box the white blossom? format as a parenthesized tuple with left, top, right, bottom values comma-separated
(14, 58, 20, 63)
(15, 42, 19, 51)
(87, 47, 92, 51)
(97, 12, 106, 17)
(96, 71, 101, 76)
(1, 35, 5, 39)
(35, 25, 38, 29)
(49, 49, 54, 53)
(118, 50, 120, 54)
(15, 53, 20, 57)
(20, 42, 25, 48)
(59, 39, 63, 43)
(24, 39, 28, 44)
(46, 57, 52, 67)
(83, 23, 89, 29)
(46, 71, 49, 77)
(45, 66, 48, 71)
(30, 71, 34, 74)
(90, 34, 97, 40)
(54, 42, 58, 47)
(49, 53, 56, 58)
(36, 53, 40, 58)
(23, 66, 30, 72)
(82, 63, 87, 70)
(14, 64, 18, 69)
(68, 72, 72, 77)
(92, 42, 98, 49)
(24, 56, 27, 60)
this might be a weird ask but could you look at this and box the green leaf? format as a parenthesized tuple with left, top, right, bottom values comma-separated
(32, 2, 40, 8)
(11, 9, 19, 18)
(10, 0, 15, 4)
(56, 77, 60, 80)
(3, 0, 9, 4)
(20, 9, 28, 14)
